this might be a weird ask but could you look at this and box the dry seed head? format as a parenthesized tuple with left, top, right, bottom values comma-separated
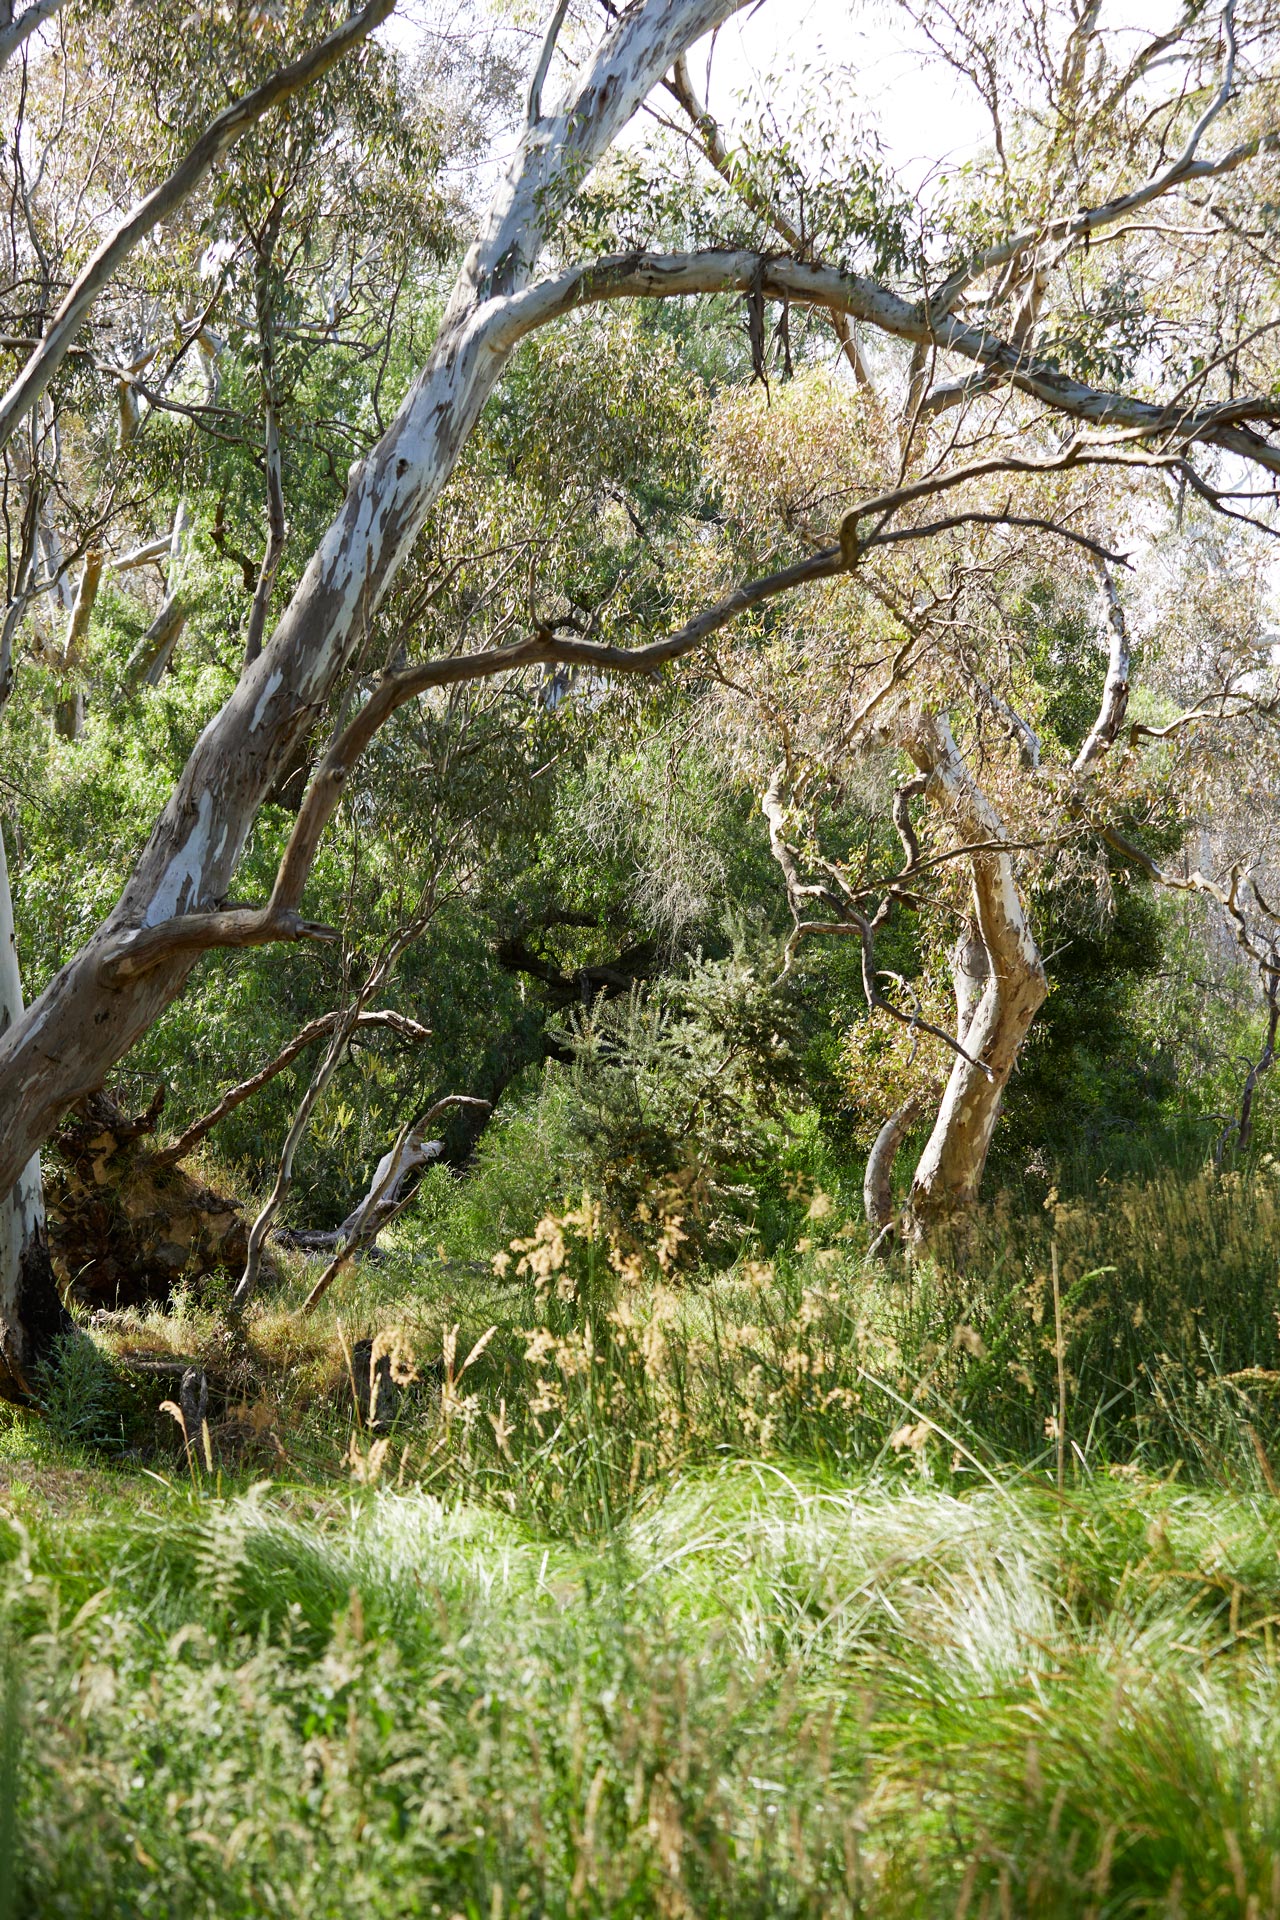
(371, 1326, 419, 1387)
(460, 1325, 497, 1374)
(345, 1434, 391, 1484)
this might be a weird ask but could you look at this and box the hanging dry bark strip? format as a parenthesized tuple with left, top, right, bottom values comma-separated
(4, 0, 1280, 1366)
(662, 53, 875, 389)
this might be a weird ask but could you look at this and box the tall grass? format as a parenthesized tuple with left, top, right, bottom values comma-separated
(7, 1467, 1280, 1914)
(9, 1161, 1280, 1912)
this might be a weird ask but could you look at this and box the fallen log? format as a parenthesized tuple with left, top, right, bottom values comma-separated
(299, 1096, 490, 1314)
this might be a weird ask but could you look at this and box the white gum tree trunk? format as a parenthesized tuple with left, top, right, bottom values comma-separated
(896, 710, 1048, 1232)
(0, 0, 754, 1367)
(0, 824, 60, 1394)
(125, 501, 190, 687)
(52, 545, 103, 739)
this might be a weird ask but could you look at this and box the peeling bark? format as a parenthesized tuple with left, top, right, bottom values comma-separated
(896, 710, 1048, 1232)
(951, 918, 990, 1046)
(0, 0, 756, 1223)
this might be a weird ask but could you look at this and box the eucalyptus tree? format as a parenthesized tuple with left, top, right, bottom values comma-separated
(2, 0, 1280, 1374)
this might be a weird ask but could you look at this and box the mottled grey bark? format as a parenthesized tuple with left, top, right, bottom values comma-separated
(0, 0, 755, 1229)
(895, 712, 1048, 1231)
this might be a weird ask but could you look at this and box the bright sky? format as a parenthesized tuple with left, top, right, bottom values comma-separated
(383, 0, 993, 197)
(384, 0, 1199, 200)
(689, 0, 990, 191)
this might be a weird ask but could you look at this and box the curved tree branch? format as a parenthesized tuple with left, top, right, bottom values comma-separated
(498, 250, 1280, 478)
(929, 1, 1255, 314)
(0, 0, 67, 75)
(153, 1008, 431, 1166)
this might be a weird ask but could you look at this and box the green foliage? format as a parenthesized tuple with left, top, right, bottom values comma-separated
(7, 6, 1280, 1905)
(9, 1156, 1280, 1914)
(34, 1334, 134, 1457)
(995, 879, 1174, 1182)
(555, 946, 799, 1248)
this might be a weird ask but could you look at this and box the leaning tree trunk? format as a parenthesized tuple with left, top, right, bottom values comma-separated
(124, 502, 189, 687)
(0, 824, 65, 1395)
(0, 0, 753, 1372)
(897, 709, 1048, 1234)
(51, 545, 102, 739)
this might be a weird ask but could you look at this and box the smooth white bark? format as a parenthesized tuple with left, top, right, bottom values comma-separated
(0, 0, 756, 1208)
(895, 711, 1048, 1228)
(339, 1128, 443, 1241)
(0, 0, 66, 75)
(1073, 563, 1131, 772)
(125, 502, 190, 687)
(0, 823, 48, 1389)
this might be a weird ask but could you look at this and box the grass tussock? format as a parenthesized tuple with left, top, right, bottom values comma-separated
(5, 1161, 1280, 1912)
(8, 1469, 1280, 1914)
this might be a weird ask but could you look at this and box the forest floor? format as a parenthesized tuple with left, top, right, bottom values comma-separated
(6, 1161, 1280, 1917)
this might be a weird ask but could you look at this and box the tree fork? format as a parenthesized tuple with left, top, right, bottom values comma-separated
(0, 0, 758, 1231)
(898, 711, 1048, 1233)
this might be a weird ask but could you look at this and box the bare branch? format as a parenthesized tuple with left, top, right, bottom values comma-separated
(526, 0, 571, 125)
(1073, 561, 1131, 772)
(499, 250, 1280, 479)
(1101, 829, 1274, 977)
(871, 511, 1132, 568)
(113, 531, 176, 572)
(154, 1008, 431, 1166)
(97, 905, 339, 987)
(760, 763, 991, 1072)
(298, 1096, 491, 1315)
(929, 0, 1258, 314)
(0, 0, 66, 75)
